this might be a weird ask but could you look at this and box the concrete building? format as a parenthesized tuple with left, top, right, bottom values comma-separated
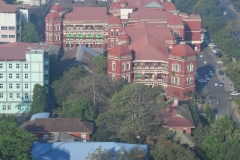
(17, 0, 47, 6)
(0, 42, 49, 114)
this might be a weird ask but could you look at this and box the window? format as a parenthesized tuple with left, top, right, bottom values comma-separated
(81, 133, 86, 139)
(25, 64, 28, 69)
(2, 105, 6, 110)
(44, 74, 49, 80)
(57, 25, 60, 30)
(1, 26, 7, 30)
(16, 64, 19, 69)
(126, 62, 130, 70)
(112, 74, 116, 81)
(172, 63, 181, 72)
(25, 74, 28, 79)
(17, 93, 20, 98)
(122, 63, 125, 71)
(46, 25, 48, 31)
(158, 62, 162, 68)
(44, 65, 49, 69)
(58, 35, 60, 40)
(111, 41, 114, 47)
(9, 84, 12, 89)
(111, 30, 114, 37)
(16, 74, 20, 79)
(18, 104, 21, 110)
(54, 25, 57, 31)
(9, 74, 12, 79)
(186, 77, 193, 84)
(171, 76, 180, 85)
(0, 74, 2, 78)
(126, 74, 130, 83)
(137, 62, 142, 68)
(25, 84, 28, 89)
(49, 35, 52, 40)
(0, 64, 2, 68)
(105, 35, 108, 40)
(9, 35, 15, 38)
(54, 35, 57, 41)
(25, 93, 28, 98)
(44, 52, 48, 59)
(49, 25, 52, 31)
(105, 25, 108, 30)
(116, 30, 119, 36)
(0, 84, 3, 88)
(9, 93, 13, 98)
(7, 105, 11, 110)
(0, 93, 3, 98)
(16, 84, 20, 89)
(1, 35, 7, 38)
(112, 62, 116, 71)
(187, 64, 193, 72)
(173, 31, 179, 37)
(9, 64, 12, 69)
(8, 26, 15, 30)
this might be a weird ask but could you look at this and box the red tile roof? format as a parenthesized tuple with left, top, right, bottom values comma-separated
(51, 3, 64, 12)
(22, 118, 93, 133)
(170, 44, 195, 57)
(64, 7, 110, 21)
(167, 15, 183, 26)
(46, 12, 61, 20)
(110, 1, 121, 9)
(165, 34, 176, 41)
(0, 42, 47, 61)
(0, 1, 18, 12)
(119, 34, 128, 41)
(119, 0, 126, 5)
(163, 1, 176, 11)
(108, 45, 131, 57)
(109, 16, 122, 25)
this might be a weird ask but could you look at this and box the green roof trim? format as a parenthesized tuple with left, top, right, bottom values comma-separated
(76, 35, 79, 38)
(89, 35, 93, 39)
(66, 34, 70, 38)
(79, 34, 84, 38)
(99, 35, 103, 39)
(85, 35, 89, 38)
(95, 35, 99, 39)
(70, 34, 74, 38)
(137, 73, 142, 78)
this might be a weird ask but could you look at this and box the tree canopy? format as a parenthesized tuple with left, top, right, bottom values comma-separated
(29, 84, 46, 115)
(0, 121, 36, 160)
(21, 22, 39, 43)
(91, 54, 108, 74)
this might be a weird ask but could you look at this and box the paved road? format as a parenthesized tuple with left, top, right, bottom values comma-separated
(196, 43, 239, 123)
(219, 0, 239, 19)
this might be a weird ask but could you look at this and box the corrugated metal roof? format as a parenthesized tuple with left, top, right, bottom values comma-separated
(30, 112, 50, 121)
(32, 142, 148, 160)
(145, 1, 162, 8)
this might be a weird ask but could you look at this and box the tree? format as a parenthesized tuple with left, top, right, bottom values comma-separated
(96, 83, 164, 142)
(0, 121, 36, 159)
(205, 104, 213, 120)
(219, 139, 240, 160)
(151, 144, 198, 160)
(21, 22, 39, 43)
(60, 99, 95, 121)
(29, 84, 46, 115)
(91, 54, 108, 74)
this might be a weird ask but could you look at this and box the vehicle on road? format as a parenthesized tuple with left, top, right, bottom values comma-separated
(218, 61, 223, 63)
(218, 83, 224, 87)
(209, 71, 214, 76)
(219, 70, 224, 75)
(209, 43, 216, 47)
(198, 79, 207, 83)
(204, 75, 210, 81)
(215, 83, 218, 86)
(204, 61, 207, 64)
(230, 92, 240, 96)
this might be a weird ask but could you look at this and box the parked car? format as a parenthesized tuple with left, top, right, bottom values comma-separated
(218, 83, 224, 87)
(198, 79, 207, 83)
(209, 71, 214, 76)
(218, 61, 223, 63)
(219, 70, 224, 75)
(204, 75, 210, 81)
(230, 92, 240, 96)
(209, 43, 216, 47)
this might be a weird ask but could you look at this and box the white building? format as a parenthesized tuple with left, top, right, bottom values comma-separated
(0, 42, 49, 114)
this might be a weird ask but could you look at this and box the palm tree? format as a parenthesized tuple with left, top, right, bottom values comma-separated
(213, 115, 234, 140)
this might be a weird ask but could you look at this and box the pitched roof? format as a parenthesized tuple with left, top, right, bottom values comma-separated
(30, 112, 50, 121)
(110, 1, 121, 9)
(0, 1, 18, 12)
(109, 16, 122, 25)
(0, 42, 47, 61)
(170, 44, 195, 57)
(178, 104, 195, 126)
(64, 7, 110, 21)
(163, 1, 176, 11)
(46, 12, 61, 20)
(168, 15, 183, 26)
(51, 3, 64, 12)
(145, 1, 162, 8)
(108, 45, 131, 57)
(32, 142, 148, 160)
(22, 118, 93, 133)
(130, 8, 173, 20)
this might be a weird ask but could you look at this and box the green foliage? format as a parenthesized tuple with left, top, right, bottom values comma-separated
(91, 55, 108, 74)
(0, 114, 18, 124)
(0, 121, 36, 159)
(173, 0, 198, 14)
(205, 104, 213, 120)
(151, 144, 197, 160)
(219, 139, 240, 160)
(60, 99, 95, 121)
(96, 83, 163, 142)
(86, 146, 146, 160)
(21, 22, 39, 43)
(51, 66, 89, 105)
(29, 84, 46, 115)
(13, 1, 23, 4)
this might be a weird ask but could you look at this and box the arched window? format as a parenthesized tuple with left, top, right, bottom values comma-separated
(126, 61, 130, 70)
(112, 61, 116, 71)
(171, 76, 180, 85)
(46, 24, 48, 31)
(54, 24, 57, 31)
(122, 62, 126, 71)
(49, 25, 52, 31)
(172, 63, 181, 72)
(169, 45, 173, 51)
(186, 77, 193, 84)
(111, 40, 114, 47)
(187, 63, 193, 72)
(57, 25, 60, 31)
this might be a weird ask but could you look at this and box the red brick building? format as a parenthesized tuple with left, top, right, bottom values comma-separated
(45, 0, 201, 99)
(22, 118, 93, 140)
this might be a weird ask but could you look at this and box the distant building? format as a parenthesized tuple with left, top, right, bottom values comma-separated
(0, 42, 49, 114)
(45, 0, 200, 99)
(17, 0, 47, 6)
(22, 118, 94, 140)
(31, 141, 148, 159)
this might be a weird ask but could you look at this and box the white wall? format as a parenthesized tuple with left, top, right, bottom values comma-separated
(120, 9, 133, 19)
(0, 13, 16, 26)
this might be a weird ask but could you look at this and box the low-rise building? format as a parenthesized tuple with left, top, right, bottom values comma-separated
(0, 42, 49, 114)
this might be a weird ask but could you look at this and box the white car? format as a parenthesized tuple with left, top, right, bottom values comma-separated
(204, 75, 210, 81)
(198, 79, 207, 83)
(204, 61, 207, 64)
(218, 61, 223, 63)
(230, 92, 240, 96)
(209, 71, 214, 76)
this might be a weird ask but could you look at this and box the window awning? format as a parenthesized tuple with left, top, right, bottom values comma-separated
(95, 35, 99, 39)
(75, 35, 79, 38)
(79, 35, 84, 38)
(99, 35, 103, 39)
(70, 34, 74, 38)
(89, 35, 93, 39)
(85, 35, 89, 39)
(137, 73, 142, 78)
(66, 34, 70, 38)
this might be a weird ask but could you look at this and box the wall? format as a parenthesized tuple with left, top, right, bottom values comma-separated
(0, 12, 16, 43)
